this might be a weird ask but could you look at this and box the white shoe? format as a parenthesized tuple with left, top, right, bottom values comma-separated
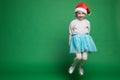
(79, 67, 84, 75)
(68, 66, 75, 74)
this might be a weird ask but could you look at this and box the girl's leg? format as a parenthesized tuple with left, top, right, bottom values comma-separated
(79, 52, 88, 75)
(71, 53, 82, 67)
(68, 53, 82, 74)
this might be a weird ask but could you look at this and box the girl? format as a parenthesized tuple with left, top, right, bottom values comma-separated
(68, 3, 97, 75)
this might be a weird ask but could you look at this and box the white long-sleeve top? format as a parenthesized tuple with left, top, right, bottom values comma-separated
(69, 19, 90, 44)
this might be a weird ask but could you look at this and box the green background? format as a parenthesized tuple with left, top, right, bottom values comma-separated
(0, 0, 120, 80)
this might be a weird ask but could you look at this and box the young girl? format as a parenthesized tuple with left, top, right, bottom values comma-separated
(68, 3, 97, 75)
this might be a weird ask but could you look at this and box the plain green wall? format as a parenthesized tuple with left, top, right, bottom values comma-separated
(0, 0, 120, 80)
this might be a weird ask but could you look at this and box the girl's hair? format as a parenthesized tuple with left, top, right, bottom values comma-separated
(75, 12, 77, 18)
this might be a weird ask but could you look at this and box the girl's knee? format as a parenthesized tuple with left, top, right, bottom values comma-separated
(76, 53, 82, 60)
(82, 56, 87, 60)
(82, 52, 88, 60)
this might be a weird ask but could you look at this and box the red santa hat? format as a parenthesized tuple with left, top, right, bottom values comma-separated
(75, 3, 91, 15)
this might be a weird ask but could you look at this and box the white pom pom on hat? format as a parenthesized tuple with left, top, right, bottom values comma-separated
(75, 3, 91, 15)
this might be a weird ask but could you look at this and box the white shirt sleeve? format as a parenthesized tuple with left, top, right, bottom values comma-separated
(88, 21, 90, 33)
(69, 22, 73, 45)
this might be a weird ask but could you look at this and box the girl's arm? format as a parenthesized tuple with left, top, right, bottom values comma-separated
(87, 21, 90, 34)
(69, 23, 72, 46)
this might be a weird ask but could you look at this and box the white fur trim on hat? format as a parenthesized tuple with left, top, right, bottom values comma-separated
(75, 8, 87, 14)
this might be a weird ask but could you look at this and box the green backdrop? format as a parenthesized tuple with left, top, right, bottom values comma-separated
(0, 0, 120, 80)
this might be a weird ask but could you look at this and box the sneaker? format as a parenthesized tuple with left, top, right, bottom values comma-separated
(68, 66, 75, 74)
(79, 67, 84, 75)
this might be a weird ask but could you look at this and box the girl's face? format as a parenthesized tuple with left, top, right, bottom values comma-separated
(76, 11, 86, 20)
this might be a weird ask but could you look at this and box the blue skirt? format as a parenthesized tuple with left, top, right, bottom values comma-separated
(70, 34, 97, 53)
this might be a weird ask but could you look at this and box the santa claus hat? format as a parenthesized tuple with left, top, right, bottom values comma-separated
(75, 3, 91, 15)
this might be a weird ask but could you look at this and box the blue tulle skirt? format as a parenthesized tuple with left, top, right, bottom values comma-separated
(70, 34, 97, 53)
